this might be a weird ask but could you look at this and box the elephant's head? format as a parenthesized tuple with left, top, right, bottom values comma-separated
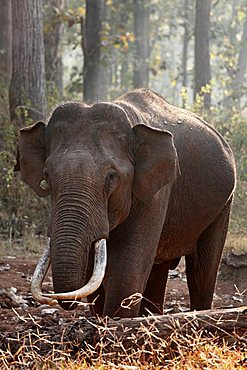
(15, 101, 179, 309)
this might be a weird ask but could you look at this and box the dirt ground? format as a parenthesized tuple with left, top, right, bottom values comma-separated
(0, 252, 246, 335)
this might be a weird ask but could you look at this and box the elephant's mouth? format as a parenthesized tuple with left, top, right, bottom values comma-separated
(30, 239, 107, 308)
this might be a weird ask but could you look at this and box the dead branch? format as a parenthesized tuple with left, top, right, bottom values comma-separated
(1, 306, 246, 358)
(68, 306, 247, 350)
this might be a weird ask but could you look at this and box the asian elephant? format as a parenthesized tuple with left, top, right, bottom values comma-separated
(15, 88, 236, 318)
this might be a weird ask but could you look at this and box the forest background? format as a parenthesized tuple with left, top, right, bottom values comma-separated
(0, 0, 246, 252)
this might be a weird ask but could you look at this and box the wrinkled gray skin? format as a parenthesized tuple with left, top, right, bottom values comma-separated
(16, 89, 236, 318)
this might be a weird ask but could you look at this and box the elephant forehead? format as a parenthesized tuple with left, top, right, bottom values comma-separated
(45, 155, 107, 187)
(47, 101, 131, 134)
(92, 124, 131, 150)
(46, 120, 131, 159)
(45, 142, 129, 174)
(47, 114, 129, 137)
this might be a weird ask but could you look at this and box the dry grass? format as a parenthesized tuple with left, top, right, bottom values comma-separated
(0, 233, 46, 257)
(0, 229, 246, 369)
(225, 233, 247, 254)
(1, 338, 245, 369)
(0, 313, 246, 370)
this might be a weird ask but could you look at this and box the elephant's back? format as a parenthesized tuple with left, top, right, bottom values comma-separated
(157, 109, 236, 261)
(117, 88, 236, 258)
(118, 88, 236, 196)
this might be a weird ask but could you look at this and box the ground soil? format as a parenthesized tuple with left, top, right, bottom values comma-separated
(0, 253, 246, 335)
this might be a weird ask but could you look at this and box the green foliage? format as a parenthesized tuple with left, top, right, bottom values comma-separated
(212, 109, 247, 181)
(212, 107, 247, 234)
(64, 65, 83, 97)
(44, 1, 86, 31)
(56, 0, 247, 106)
(213, 109, 247, 233)
(0, 119, 50, 240)
(210, 0, 247, 106)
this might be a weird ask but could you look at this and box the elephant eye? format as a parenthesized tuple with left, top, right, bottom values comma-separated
(105, 170, 119, 191)
(108, 171, 118, 180)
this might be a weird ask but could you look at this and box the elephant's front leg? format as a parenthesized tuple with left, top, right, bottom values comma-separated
(103, 241, 156, 318)
(103, 247, 150, 317)
(103, 198, 169, 318)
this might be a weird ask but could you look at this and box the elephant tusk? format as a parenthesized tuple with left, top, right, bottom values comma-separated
(31, 238, 57, 306)
(43, 239, 107, 301)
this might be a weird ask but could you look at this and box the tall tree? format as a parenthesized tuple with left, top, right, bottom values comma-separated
(231, 13, 247, 106)
(104, 0, 134, 98)
(182, 0, 190, 88)
(9, 0, 47, 124)
(44, 0, 65, 99)
(82, 0, 104, 103)
(0, 0, 12, 89)
(133, 0, 149, 88)
(194, 0, 211, 109)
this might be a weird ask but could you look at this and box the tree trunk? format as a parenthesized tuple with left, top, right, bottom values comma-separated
(182, 0, 189, 87)
(194, 0, 211, 109)
(0, 0, 12, 89)
(133, 0, 149, 88)
(231, 13, 247, 106)
(181, 0, 190, 107)
(229, 0, 238, 46)
(120, 12, 130, 92)
(9, 0, 47, 125)
(44, 0, 65, 99)
(121, 56, 130, 92)
(82, 0, 105, 103)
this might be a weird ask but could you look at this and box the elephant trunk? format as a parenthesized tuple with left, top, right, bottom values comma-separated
(31, 239, 107, 308)
(31, 189, 109, 309)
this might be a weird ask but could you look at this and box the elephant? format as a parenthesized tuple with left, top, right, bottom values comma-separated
(15, 88, 236, 318)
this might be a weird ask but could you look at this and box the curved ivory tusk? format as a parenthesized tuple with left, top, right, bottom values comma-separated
(31, 238, 57, 306)
(43, 239, 107, 301)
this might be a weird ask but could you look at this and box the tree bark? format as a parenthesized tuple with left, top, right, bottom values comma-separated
(194, 0, 211, 109)
(44, 0, 65, 99)
(9, 0, 47, 125)
(133, 0, 149, 88)
(231, 13, 247, 106)
(229, 0, 238, 46)
(0, 0, 12, 88)
(181, 0, 191, 107)
(82, 0, 105, 103)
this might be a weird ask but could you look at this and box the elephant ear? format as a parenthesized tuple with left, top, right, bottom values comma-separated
(132, 124, 180, 203)
(14, 121, 50, 197)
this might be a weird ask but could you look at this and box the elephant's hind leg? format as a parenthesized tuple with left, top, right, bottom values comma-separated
(140, 261, 171, 315)
(185, 197, 233, 311)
